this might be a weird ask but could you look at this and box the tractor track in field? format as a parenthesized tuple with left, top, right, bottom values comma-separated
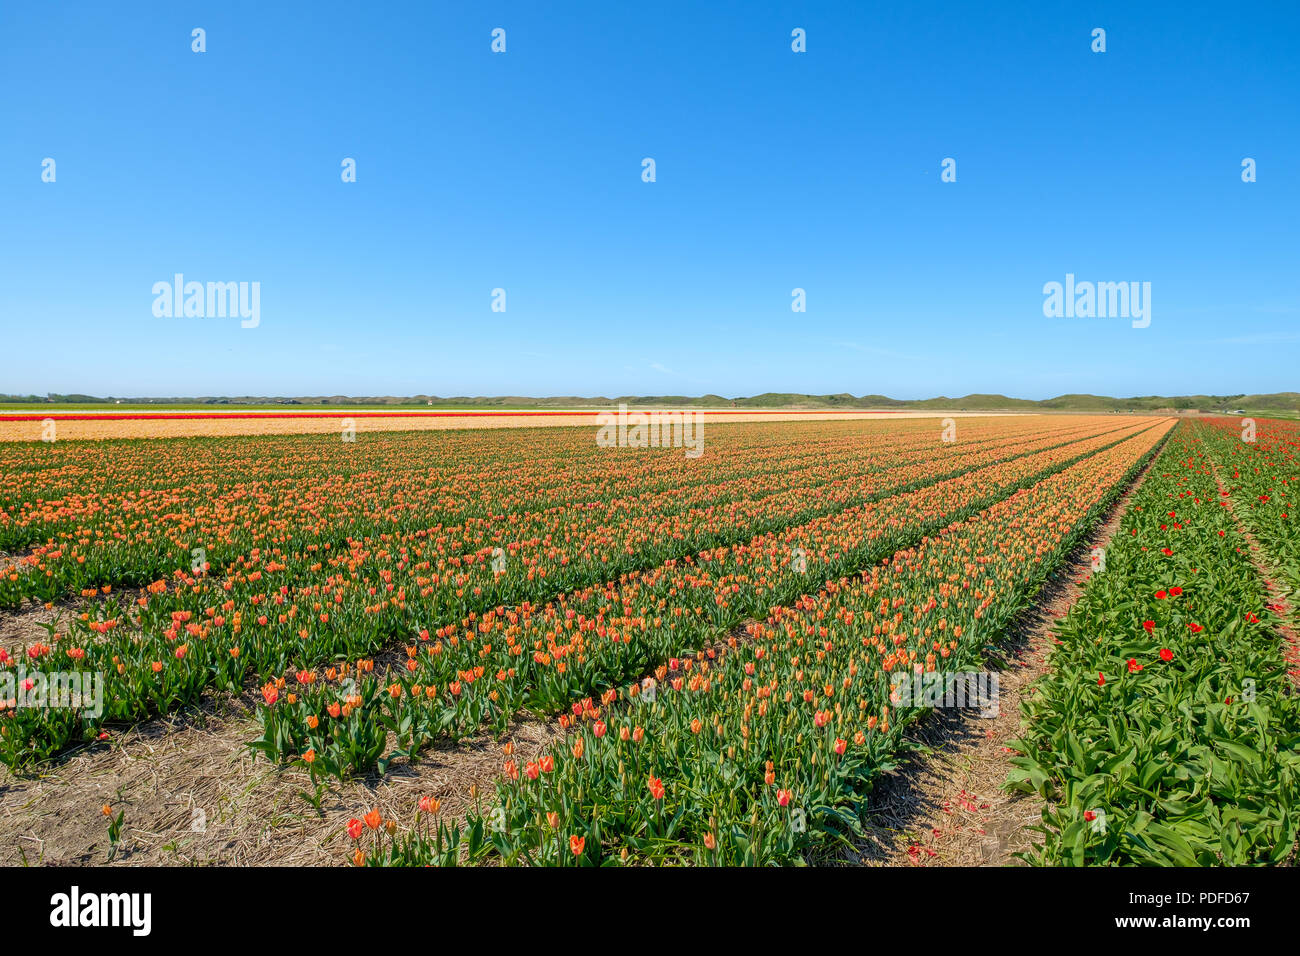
(844, 433, 1169, 867)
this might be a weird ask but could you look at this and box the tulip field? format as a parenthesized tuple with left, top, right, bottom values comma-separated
(1011, 417, 1300, 865)
(3, 413, 1299, 866)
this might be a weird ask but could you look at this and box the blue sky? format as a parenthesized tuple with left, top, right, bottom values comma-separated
(1, 1, 1297, 400)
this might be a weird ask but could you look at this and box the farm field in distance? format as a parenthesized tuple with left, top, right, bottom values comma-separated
(3, 412, 1296, 867)
(0, 407, 1021, 442)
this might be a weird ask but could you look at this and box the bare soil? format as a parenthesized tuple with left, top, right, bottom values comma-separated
(0, 689, 564, 866)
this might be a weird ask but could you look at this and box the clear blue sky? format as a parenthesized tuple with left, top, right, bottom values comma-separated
(2, 1, 1297, 400)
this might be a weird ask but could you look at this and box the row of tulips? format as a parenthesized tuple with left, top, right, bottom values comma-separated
(1192, 416, 1300, 615)
(0, 419, 1133, 767)
(349, 420, 1172, 863)
(1010, 420, 1300, 864)
(2, 420, 918, 601)
(2, 417, 1094, 607)
(2, 418, 1125, 617)
(252, 420, 1168, 779)
(2, 419, 1101, 622)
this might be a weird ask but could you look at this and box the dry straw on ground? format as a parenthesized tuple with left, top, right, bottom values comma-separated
(0, 687, 565, 866)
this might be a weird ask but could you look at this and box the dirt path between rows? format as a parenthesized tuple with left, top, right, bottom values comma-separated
(0, 689, 563, 866)
(0, 591, 136, 649)
(846, 447, 1166, 867)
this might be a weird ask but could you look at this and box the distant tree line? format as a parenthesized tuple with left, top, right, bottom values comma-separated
(0, 394, 112, 403)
